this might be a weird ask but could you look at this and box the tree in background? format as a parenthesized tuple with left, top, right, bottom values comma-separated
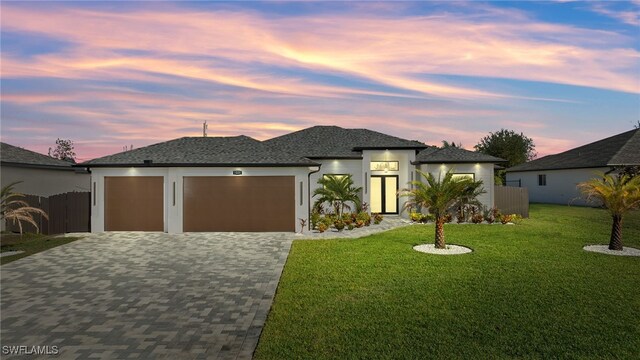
(475, 129, 536, 184)
(49, 138, 76, 163)
(440, 140, 463, 149)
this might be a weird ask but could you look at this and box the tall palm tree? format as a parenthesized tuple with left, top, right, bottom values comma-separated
(578, 173, 640, 250)
(399, 170, 476, 249)
(313, 175, 362, 217)
(1, 182, 49, 234)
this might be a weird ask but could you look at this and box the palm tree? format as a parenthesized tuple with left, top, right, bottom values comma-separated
(313, 175, 362, 217)
(1, 182, 49, 234)
(400, 170, 476, 249)
(453, 178, 486, 221)
(578, 173, 640, 250)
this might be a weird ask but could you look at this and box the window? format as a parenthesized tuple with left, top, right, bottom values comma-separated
(370, 161, 399, 171)
(538, 174, 547, 186)
(452, 173, 475, 181)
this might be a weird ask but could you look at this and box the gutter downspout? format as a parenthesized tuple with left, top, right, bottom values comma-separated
(308, 165, 322, 231)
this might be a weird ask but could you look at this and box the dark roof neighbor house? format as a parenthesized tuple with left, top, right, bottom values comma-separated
(0, 143, 90, 227)
(1, 142, 76, 169)
(506, 128, 640, 172)
(505, 129, 639, 206)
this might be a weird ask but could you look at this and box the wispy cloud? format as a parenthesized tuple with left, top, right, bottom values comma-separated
(1, 2, 638, 159)
(588, 1, 640, 26)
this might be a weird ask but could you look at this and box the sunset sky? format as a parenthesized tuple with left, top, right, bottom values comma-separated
(1, 1, 638, 162)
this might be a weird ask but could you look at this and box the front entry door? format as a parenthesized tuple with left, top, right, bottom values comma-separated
(370, 175, 398, 214)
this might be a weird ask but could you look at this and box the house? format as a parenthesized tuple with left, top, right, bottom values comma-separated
(1, 142, 90, 197)
(505, 129, 640, 206)
(80, 126, 505, 233)
(1, 142, 91, 232)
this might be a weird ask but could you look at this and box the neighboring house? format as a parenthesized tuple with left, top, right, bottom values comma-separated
(1, 142, 90, 197)
(505, 129, 640, 206)
(1, 142, 91, 231)
(80, 126, 505, 233)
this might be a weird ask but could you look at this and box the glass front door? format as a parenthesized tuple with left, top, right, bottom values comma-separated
(370, 175, 398, 214)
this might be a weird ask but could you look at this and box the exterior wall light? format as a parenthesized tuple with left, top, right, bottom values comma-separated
(233, 170, 242, 175)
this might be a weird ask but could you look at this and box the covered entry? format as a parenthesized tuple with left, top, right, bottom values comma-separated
(104, 176, 164, 231)
(183, 176, 295, 232)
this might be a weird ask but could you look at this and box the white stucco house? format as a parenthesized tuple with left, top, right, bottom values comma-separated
(79, 126, 505, 233)
(505, 129, 640, 206)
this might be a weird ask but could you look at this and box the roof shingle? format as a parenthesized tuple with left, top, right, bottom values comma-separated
(80, 136, 318, 167)
(263, 125, 427, 158)
(1, 142, 75, 168)
(415, 146, 506, 164)
(506, 129, 640, 172)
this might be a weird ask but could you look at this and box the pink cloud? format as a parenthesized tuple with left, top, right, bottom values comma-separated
(1, 3, 637, 160)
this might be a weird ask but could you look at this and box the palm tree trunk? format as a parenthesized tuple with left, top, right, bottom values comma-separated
(609, 215, 623, 251)
(434, 217, 446, 249)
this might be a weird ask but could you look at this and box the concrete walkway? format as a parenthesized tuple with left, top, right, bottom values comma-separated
(0, 232, 292, 359)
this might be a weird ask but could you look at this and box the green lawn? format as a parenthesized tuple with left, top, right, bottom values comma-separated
(0, 232, 83, 265)
(255, 204, 640, 359)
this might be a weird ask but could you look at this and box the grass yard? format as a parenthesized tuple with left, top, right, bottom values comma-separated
(255, 204, 640, 359)
(0, 232, 83, 265)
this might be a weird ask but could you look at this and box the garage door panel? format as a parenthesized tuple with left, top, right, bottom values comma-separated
(105, 176, 164, 231)
(183, 176, 295, 232)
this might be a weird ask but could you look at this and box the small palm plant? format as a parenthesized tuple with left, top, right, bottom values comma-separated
(399, 170, 478, 249)
(578, 173, 640, 250)
(1, 182, 49, 234)
(313, 175, 362, 217)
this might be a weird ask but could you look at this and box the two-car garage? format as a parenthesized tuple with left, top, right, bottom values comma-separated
(103, 175, 296, 232)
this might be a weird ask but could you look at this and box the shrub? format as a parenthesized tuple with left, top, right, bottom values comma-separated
(456, 207, 465, 223)
(471, 213, 484, 224)
(334, 219, 345, 231)
(443, 213, 453, 223)
(500, 214, 513, 224)
(510, 214, 523, 224)
(491, 207, 501, 220)
(355, 220, 364, 228)
(356, 211, 371, 226)
(373, 213, 383, 224)
(410, 212, 422, 222)
(483, 208, 494, 224)
(347, 224, 355, 230)
(317, 223, 328, 233)
(310, 211, 321, 229)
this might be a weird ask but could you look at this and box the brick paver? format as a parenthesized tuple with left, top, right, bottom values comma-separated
(1, 232, 292, 359)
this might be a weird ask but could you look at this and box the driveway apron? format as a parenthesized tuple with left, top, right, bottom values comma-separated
(0, 232, 293, 359)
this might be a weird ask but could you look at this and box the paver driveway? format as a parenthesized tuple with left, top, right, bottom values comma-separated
(1, 232, 293, 359)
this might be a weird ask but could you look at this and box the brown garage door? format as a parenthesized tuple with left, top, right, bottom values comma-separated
(105, 176, 164, 231)
(183, 176, 295, 232)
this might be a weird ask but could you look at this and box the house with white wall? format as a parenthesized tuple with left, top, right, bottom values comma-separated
(505, 129, 640, 206)
(79, 126, 505, 233)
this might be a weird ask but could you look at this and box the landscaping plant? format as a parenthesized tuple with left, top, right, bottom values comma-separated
(313, 175, 362, 218)
(0, 182, 48, 234)
(578, 172, 640, 250)
(399, 170, 481, 249)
